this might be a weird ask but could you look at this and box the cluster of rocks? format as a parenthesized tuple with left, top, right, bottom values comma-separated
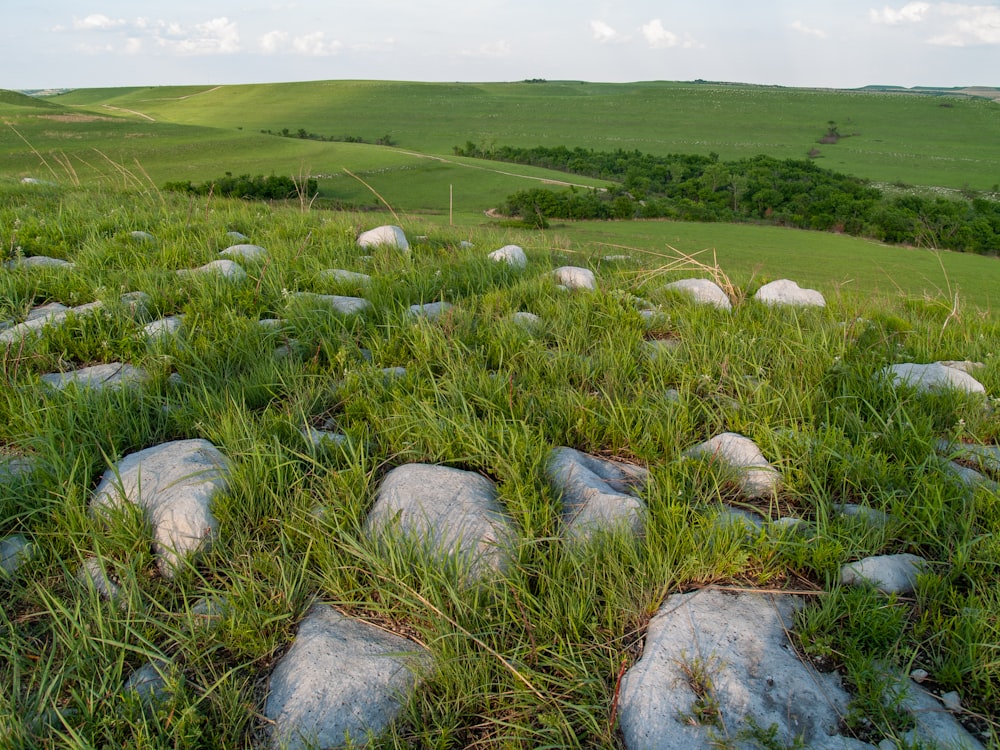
(2, 223, 993, 748)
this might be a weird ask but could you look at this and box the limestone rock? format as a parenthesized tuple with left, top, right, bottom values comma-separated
(77, 556, 124, 605)
(143, 315, 183, 343)
(834, 503, 891, 527)
(0, 300, 106, 344)
(226, 231, 248, 241)
(41, 363, 147, 392)
(547, 447, 648, 540)
(266, 603, 429, 750)
(754, 279, 825, 307)
(90, 439, 231, 578)
(663, 278, 732, 310)
(552, 266, 596, 291)
(488, 244, 527, 268)
(888, 677, 985, 750)
(366, 464, 514, 576)
(357, 225, 409, 252)
(220, 243, 267, 262)
(130, 231, 155, 243)
(408, 301, 452, 319)
(684, 432, 780, 498)
(319, 269, 372, 285)
(510, 311, 540, 329)
(181, 259, 247, 281)
(885, 362, 985, 395)
(6, 255, 74, 269)
(301, 427, 348, 449)
(123, 660, 172, 706)
(1, 535, 33, 576)
(618, 589, 860, 750)
(938, 440, 1000, 477)
(840, 553, 926, 595)
(288, 292, 371, 316)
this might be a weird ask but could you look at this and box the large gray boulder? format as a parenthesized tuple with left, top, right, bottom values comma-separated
(663, 278, 732, 310)
(683, 432, 780, 498)
(266, 603, 429, 750)
(840, 553, 926, 595)
(754, 279, 825, 307)
(90, 439, 231, 578)
(618, 589, 863, 750)
(366, 464, 514, 576)
(357, 225, 409, 252)
(546, 447, 648, 540)
(884, 362, 986, 395)
(41, 363, 147, 392)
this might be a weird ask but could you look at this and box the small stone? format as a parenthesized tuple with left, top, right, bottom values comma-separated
(41, 363, 147, 392)
(834, 503, 891, 527)
(180, 259, 247, 281)
(510, 311, 540, 329)
(357, 225, 409, 252)
(220, 244, 267, 262)
(684, 432, 780, 498)
(940, 691, 962, 712)
(143, 315, 183, 343)
(287, 292, 371, 316)
(409, 301, 452, 319)
(77, 556, 124, 605)
(7, 255, 74, 269)
(663, 278, 732, 310)
(381, 366, 406, 380)
(0, 455, 35, 483)
(301, 427, 348, 449)
(120, 291, 151, 320)
(488, 244, 527, 268)
(552, 266, 596, 291)
(130, 230, 155, 243)
(754, 279, 825, 307)
(1, 535, 33, 576)
(840, 553, 926, 595)
(318, 269, 372, 285)
(910, 669, 930, 683)
(645, 339, 679, 359)
(123, 660, 171, 706)
(226, 231, 248, 241)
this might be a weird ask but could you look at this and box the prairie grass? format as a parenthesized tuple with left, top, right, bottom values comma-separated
(0, 184, 998, 748)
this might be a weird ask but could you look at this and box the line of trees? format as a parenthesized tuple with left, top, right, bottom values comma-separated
(453, 142, 1000, 254)
(163, 173, 318, 201)
(261, 128, 395, 146)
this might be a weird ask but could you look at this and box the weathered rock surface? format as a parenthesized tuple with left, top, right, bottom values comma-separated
(288, 292, 371, 316)
(663, 278, 732, 310)
(510, 311, 540, 329)
(834, 503, 891, 527)
(90, 439, 231, 578)
(887, 676, 985, 750)
(123, 660, 172, 706)
(357, 225, 409, 252)
(143, 315, 183, 343)
(225, 230, 248, 241)
(0, 300, 107, 344)
(884, 362, 986, 395)
(488, 244, 527, 268)
(6, 255, 74, 269)
(319, 269, 372, 285)
(840, 553, 926, 595)
(546, 447, 648, 540)
(552, 266, 596, 291)
(618, 589, 861, 750)
(41, 363, 147, 392)
(266, 603, 429, 750)
(77, 556, 124, 605)
(301, 427, 348, 449)
(754, 279, 826, 307)
(684, 432, 780, 498)
(130, 231, 155, 243)
(1, 534, 33, 576)
(220, 243, 267, 262)
(180, 259, 247, 281)
(408, 301, 453, 319)
(366, 464, 514, 576)
(937, 439, 1000, 477)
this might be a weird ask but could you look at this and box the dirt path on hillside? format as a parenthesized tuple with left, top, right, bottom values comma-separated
(101, 105, 155, 122)
(390, 148, 605, 190)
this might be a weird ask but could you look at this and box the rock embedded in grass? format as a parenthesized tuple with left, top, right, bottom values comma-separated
(663, 278, 732, 310)
(408, 301, 453, 319)
(77, 556, 124, 605)
(287, 292, 372, 316)
(180, 258, 247, 281)
(129, 230, 155, 243)
(547, 447, 648, 541)
(143, 315, 183, 344)
(318, 268, 372, 285)
(885, 675, 986, 750)
(5, 255, 74, 269)
(753, 279, 826, 307)
(266, 603, 429, 750)
(366, 464, 514, 576)
(1, 534, 33, 576)
(488, 244, 527, 268)
(618, 589, 861, 750)
(41, 362, 148, 392)
(840, 552, 926, 595)
(220, 243, 267, 262)
(510, 311, 540, 329)
(552, 266, 596, 291)
(357, 225, 409, 252)
(885, 362, 986, 395)
(90, 439, 231, 578)
(0, 299, 111, 344)
(0, 454, 36, 483)
(833, 503, 891, 527)
(683, 432, 780, 498)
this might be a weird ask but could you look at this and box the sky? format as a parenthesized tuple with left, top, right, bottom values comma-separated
(3, 1, 999, 91)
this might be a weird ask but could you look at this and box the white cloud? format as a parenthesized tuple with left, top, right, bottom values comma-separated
(930, 3, 1000, 45)
(790, 20, 827, 38)
(463, 40, 512, 58)
(590, 20, 625, 44)
(641, 19, 678, 48)
(869, 2, 931, 24)
(259, 30, 289, 54)
(123, 37, 142, 55)
(291, 31, 342, 56)
(156, 17, 240, 55)
(73, 14, 126, 30)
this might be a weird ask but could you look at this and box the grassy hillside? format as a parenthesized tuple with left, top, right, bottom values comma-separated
(50, 80, 1000, 191)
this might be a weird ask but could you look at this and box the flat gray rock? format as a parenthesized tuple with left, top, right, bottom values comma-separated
(318, 269, 372, 285)
(41, 363, 147, 392)
(546, 447, 647, 540)
(663, 278, 732, 310)
(123, 660, 171, 706)
(0, 300, 104, 344)
(510, 311, 540, 329)
(301, 427, 348, 449)
(488, 244, 527, 268)
(618, 589, 860, 750)
(938, 440, 1000, 477)
(180, 259, 247, 281)
(288, 292, 371, 315)
(552, 266, 596, 291)
(143, 315, 183, 343)
(357, 225, 409, 252)
(266, 603, 429, 750)
(366, 464, 514, 576)
(220, 243, 267, 262)
(684, 432, 780, 498)
(840, 553, 926, 595)
(226, 231, 248, 241)
(1, 534, 33, 576)
(884, 362, 985, 395)
(130, 231, 155, 243)
(887, 677, 985, 750)
(90, 439, 231, 578)
(6, 255, 74, 269)
(409, 301, 453, 319)
(834, 503, 891, 527)
(754, 279, 826, 307)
